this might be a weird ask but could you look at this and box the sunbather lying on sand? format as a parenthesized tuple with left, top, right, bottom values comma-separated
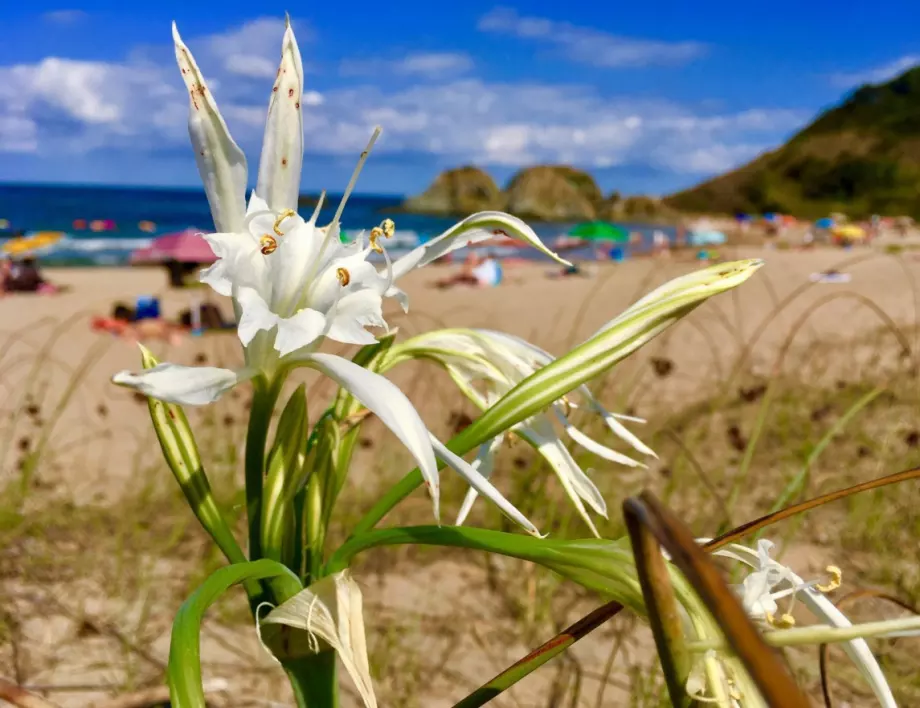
(91, 303, 184, 345)
(0, 257, 60, 295)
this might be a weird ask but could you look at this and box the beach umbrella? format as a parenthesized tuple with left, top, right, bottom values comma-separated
(1, 230, 64, 256)
(568, 221, 629, 242)
(815, 217, 834, 229)
(130, 228, 216, 264)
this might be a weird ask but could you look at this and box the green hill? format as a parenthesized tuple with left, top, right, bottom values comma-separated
(666, 66, 920, 218)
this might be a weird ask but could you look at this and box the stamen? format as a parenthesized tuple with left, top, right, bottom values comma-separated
(336, 267, 351, 286)
(332, 126, 382, 225)
(310, 191, 327, 224)
(815, 565, 842, 593)
(369, 226, 385, 253)
(381, 218, 395, 238)
(260, 234, 278, 255)
(561, 396, 573, 417)
(273, 208, 297, 236)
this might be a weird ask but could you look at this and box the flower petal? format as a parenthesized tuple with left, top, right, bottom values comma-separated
(274, 307, 327, 356)
(262, 571, 377, 708)
(521, 417, 607, 537)
(428, 436, 540, 536)
(256, 19, 305, 213)
(455, 436, 504, 526)
(553, 409, 646, 468)
(113, 362, 254, 405)
(388, 211, 571, 289)
(237, 286, 280, 346)
(298, 353, 440, 517)
(589, 398, 658, 458)
(324, 290, 385, 346)
(173, 23, 247, 233)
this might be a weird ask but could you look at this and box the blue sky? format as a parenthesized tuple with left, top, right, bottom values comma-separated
(1, 1, 918, 196)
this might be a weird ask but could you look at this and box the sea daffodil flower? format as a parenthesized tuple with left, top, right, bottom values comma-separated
(382, 328, 656, 536)
(709, 538, 897, 708)
(112, 20, 564, 535)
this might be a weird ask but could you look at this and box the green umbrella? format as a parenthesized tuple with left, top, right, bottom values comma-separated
(568, 221, 629, 242)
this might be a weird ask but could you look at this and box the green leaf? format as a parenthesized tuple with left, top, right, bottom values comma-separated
(352, 260, 764, 534)
(139, 345, 245, 566)
(262, 384, 309, 565)
(168, 559, 302, 708)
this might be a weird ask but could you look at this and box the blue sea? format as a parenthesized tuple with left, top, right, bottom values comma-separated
(0, 183, 674, 266)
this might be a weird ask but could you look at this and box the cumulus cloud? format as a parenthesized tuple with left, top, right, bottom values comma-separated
(478, 7, 707, 68)
(0, 16, 800, 180)
(829, 55, 920, 88)
(340, 52, 473, 78)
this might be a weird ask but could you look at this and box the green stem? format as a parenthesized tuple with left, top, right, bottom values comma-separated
(284, 652, 339, 708)
(246, 381, 281, 561)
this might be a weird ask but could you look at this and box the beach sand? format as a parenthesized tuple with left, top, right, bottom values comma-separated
(1, 245, 916, 503)
(1, 244, 918, 705)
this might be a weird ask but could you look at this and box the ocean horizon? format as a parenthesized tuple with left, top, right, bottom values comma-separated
(0, 182, 674, 266)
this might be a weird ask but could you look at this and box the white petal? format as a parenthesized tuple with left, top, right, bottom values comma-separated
(799, 589, 897, 708)
(521, 417, 607, 537)
(263, 572, 377, 708)
(553, 409, 646, 468)
(270, 219, 321, 313)
(591, 399, 658, 458)
(429, 436, 540, 536)
(299, 353, 440, 517)
(324, 290, 385, 346)
(173, 23, 248, 233)
(237, 286, 280, 346)
(388, 211, 570, 285)
(275, 307, 327, 356)
(199, 231, 254, 296)
(455, 436, 504, 526)
(113, 363, 253, 405)
(256, 21, 305, 213)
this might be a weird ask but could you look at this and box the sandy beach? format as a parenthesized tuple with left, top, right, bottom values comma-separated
(1, 245, 917, 503)
(2, 243, 919, 706)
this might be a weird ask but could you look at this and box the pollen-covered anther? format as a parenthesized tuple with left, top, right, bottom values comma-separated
(273, 209, 297, 236)
(815, 565, 842, 593)
(767, 612, 796, 628)
(381, 218, 395, 238)
(259, 234, 278, 255)
(369, 226, 385, 253)
(336, 267, 351, 286)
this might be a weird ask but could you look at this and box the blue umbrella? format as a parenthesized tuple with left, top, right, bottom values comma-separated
(815, 217, 834, 229)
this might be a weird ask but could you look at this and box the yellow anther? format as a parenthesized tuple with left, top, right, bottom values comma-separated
(259, 234, 278, 255)
(336, 267, 351, 286)
(816, 565, 842, 593)
(561, 396, 573, 417)
(773, 613, 796, 628)
(369, 226, 385, 253)
(381, 218, 395, 238)
(273, 208, 297, 236)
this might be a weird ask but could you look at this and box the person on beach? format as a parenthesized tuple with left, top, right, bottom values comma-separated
(2, 257, 59, 294)
(434, 251, 503, 289)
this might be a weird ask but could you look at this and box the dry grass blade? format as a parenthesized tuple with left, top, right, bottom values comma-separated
(459, 463, 920, 705)
(626, 492, 810, 707)
(0, 679, 61, 708)
(818, 590, 920, 708)
(709, 466, 920, 550)
(623, 497, 691, 706)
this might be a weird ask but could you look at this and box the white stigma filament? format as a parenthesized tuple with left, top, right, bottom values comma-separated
(332, 126, 381, 226)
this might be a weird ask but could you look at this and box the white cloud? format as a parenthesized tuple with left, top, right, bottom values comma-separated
(0, 17, 800, 181)
(340, 52, 473, 78)
(829, 55, 920, 88)
(478, 7, 706, 68)
(42, 10, 86, 25)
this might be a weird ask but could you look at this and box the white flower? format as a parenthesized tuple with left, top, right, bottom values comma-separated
(712, 539, 897, 708)
(111, 19, 567, 535)
(385, 328, 656, 536)
(261, 571, 377, 708)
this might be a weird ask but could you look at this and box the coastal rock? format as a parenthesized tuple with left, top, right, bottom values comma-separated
(401, 166, 504, 215)
(604, 194, 677, 222)
(504, 166, 602, 221)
